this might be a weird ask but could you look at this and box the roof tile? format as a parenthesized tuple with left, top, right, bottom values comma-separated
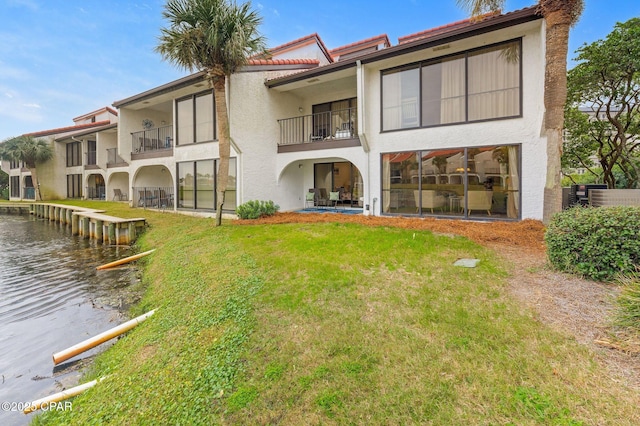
(25, 120, 112, 138)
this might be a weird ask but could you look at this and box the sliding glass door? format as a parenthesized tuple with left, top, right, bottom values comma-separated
(313, 162, 363, 207)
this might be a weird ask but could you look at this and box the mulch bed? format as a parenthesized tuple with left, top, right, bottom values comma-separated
(238, 212, 546, 253)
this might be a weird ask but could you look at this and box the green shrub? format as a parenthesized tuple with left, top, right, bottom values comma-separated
(616, 273, 640, 330)
(545, 206, 640, 281)
(236, 200, 280, 220)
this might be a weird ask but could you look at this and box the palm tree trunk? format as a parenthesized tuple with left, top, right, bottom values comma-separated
(542, 8, 571, 223)
(213, 77, 230, 226)
(28, 166, 41, 201)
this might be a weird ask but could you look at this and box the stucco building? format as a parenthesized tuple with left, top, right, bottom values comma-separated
(3, 6, 546, 221)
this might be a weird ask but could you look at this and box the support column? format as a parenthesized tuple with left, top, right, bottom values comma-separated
(128, 222, 137, 245)
(72, 214, 79, 235)
(82, 217, 90, 239)
(108, 223, 116, 245)
(96, 220, 103, 242)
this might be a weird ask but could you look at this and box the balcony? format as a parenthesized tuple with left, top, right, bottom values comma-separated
(131, 125, 174, 160)
(277, 107, 360, 153)
(106, 148, 128, 168)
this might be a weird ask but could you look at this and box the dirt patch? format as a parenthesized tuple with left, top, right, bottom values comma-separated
(238, 212, 640, 390)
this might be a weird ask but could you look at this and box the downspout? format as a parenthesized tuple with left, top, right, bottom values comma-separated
(356, 59, 373, 215)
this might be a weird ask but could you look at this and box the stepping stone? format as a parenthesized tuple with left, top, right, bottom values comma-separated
(453, 258, 480, 268)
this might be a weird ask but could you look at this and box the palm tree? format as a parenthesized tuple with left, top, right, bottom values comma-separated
(457, 0, 584, 223)
(156, 0, 266, 226)
(0, 135, 53, 201)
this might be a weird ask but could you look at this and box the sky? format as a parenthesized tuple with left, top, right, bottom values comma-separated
(1, 0, 638, 142)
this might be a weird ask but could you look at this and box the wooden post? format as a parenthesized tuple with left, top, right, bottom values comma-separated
(96, 220, 103, 242)
(128, 222, 136, 244)
(82, 217, 90, 239)
(71, 214, 79, 235)
(108, 223, 116, 245)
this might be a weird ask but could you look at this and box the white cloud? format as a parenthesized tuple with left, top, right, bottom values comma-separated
(273, 9, 279, 17)
(6, 0, 39, 11)
(22, 103, 41, 109)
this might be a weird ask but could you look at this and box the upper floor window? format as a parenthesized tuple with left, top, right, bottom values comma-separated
(87, 140, 97, 165)
(10, 159, 21, 169)
(176, 91, 216, 145)
(382, 39, 521, 131)
(66, 141, 81, 167)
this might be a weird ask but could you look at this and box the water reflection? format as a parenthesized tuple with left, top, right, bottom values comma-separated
(0, 215, 139, 425)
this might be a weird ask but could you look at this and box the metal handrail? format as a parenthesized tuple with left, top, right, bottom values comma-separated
(277, 107, 357, 146)
(131, 125, 173, 153)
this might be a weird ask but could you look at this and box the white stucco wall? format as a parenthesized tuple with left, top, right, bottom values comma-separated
(356, 19, 546, 219)
(109, 16, 546, 220)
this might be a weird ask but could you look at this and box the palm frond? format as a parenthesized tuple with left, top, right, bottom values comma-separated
(456, 0, 505, 17)
(155, 0, 266, 79)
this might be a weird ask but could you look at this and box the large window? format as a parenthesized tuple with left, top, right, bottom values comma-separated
(382, 67, 420, 130)
(381, 145, 520, 219)
(66, 142, 81, 167)
(66, 174, 82, 198)
(177, 158, 236, 210)
(87, 140, 97, 165)
(10, 176, 19, 197)
(382, 40, 521, 131)
(176, 91, 215, 145)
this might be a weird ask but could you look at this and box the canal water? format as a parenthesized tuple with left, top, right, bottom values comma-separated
(0, 214, 140, 425)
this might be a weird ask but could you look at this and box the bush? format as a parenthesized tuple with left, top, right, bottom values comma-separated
(616, 273, 640, 330)
(236, 200, 279, 220)
(545, 206, 640, 281)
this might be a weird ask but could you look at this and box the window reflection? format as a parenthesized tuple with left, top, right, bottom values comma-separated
(381, 145, 520, 219)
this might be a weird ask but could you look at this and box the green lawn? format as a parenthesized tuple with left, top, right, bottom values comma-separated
(33, 202, 639, 425)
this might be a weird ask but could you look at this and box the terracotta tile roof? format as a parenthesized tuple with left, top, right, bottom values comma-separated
(263, 33, 333, 63)
(25, 120, 112, 138)
(329, 34, 391, 58)
(247, 58, 320, 66)
(265, 6, 540, 89)
(398, 10, 502, 44)
(72, 106, 118, 122)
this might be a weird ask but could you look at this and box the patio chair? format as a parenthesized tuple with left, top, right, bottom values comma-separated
(305, 191, 315, 208)
(329, 191, 340, 208)
(113, 188, 127, 201)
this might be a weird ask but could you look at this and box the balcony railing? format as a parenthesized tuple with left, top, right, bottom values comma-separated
(133, 186, 174, 209)
(132, 125, 173, 153)
(24, 187, 35, 200)
(278, 107, 357, 146)
(87, 186, 105, 200)
(106, 148, 127, 166)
